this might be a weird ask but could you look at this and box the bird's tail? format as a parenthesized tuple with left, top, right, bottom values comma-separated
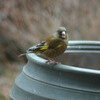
(18, 53, 27, 57)
(18, 50, 33, 58)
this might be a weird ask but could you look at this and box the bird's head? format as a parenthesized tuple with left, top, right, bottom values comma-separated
(54, 27, 69, 40)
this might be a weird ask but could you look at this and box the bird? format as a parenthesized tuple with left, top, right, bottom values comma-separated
(19, 27, 69, 64)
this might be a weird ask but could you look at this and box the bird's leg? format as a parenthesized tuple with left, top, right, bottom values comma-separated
(51, 58, 61, 64)
(50, 58, 54, 62)
(46, 58, 52, 63)
(46, 58, 55, 63)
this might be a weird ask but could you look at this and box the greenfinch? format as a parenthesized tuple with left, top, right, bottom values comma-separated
(19, 27, 69, 64)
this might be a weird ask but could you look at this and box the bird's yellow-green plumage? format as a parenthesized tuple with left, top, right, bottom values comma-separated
(42, 39, 67, 58)
(19, 26, 69, 63)
(31, 27, 68, 58)
(40, 45, 49, 50)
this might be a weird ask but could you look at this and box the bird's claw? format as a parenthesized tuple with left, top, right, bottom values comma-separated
(46, 59, 60, 64)
(54, 61, 61, 64)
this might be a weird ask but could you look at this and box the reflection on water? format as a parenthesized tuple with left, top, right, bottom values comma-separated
(55, 53, 100, 70)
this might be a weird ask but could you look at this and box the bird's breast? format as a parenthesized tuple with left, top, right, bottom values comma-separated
(43, 42, 67, 58)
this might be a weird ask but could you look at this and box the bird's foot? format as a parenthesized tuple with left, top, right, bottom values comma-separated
(54, 61, 61, 64)
(46, 59, 52, 63)
(46, 59, 60, 64)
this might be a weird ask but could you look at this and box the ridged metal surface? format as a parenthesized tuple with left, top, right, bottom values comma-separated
(67, 41, 100, 53)
(9, 41, 100, 100)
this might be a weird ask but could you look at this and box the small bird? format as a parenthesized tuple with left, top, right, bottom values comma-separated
(19, 27, 69, 64)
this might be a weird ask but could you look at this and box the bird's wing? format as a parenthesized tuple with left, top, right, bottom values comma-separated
(38, 39, 63, 52)
(28, 38, 63, 53)
(27, 35, 54, 53)
(18, 41, 46, 57)
(27, 41, 48, 53)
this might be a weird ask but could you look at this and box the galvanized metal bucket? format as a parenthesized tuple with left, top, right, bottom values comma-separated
(9, 41, 100, 100)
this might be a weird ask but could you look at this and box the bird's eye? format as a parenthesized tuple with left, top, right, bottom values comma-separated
(62, 31, 66, 35)
(59, 31, 63, 34)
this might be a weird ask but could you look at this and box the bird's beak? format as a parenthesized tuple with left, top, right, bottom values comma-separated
(61, 31, 66, 39)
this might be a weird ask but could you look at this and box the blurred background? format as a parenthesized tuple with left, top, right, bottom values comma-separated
(0, 0, 100, 99)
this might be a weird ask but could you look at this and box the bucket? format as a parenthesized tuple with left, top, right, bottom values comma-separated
(9, 41, 100, 100)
